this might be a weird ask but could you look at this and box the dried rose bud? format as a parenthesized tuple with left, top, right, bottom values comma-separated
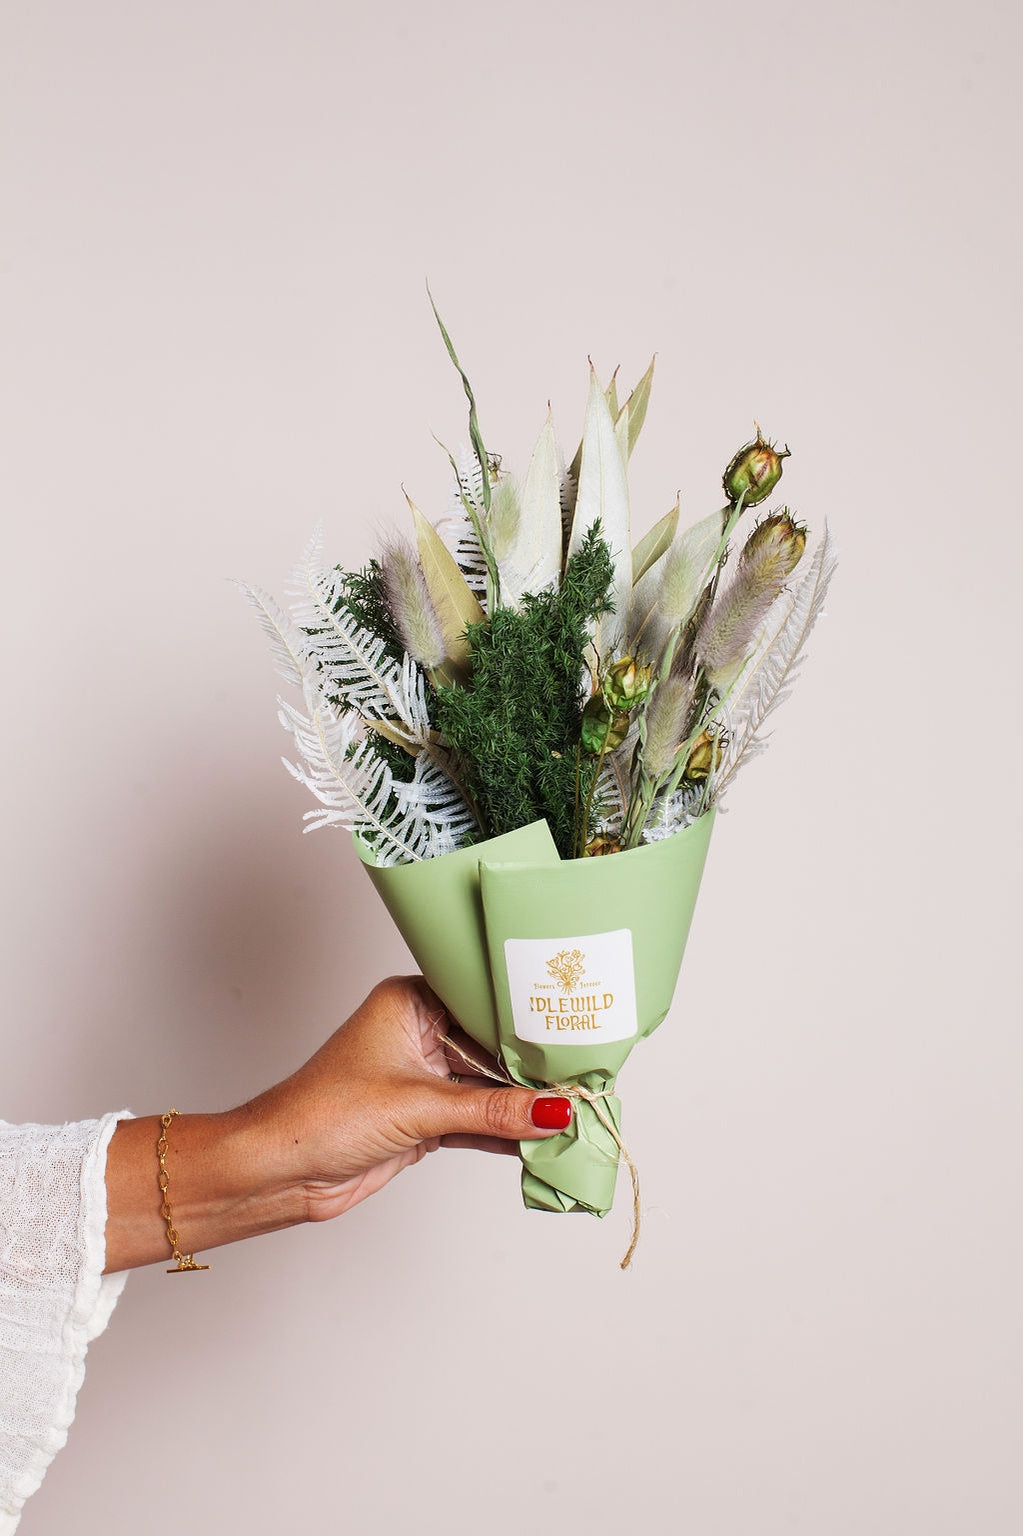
(581, 695, 630, 755)
(723, 426, 790, 508)
(602, 656, 653, 712)
(583, 835, 622, 857)
(605, 714, 630, 751)
(684, 730, 724, 782)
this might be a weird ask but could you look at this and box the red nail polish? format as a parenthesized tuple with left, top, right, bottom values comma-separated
(531, 1096, 573, 1131)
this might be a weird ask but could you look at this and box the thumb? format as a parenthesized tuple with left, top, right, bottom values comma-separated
(410, 1080, 574, 1143)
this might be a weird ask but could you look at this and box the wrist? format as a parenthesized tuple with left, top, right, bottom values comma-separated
(104, 1104, 308, 1273)
(170, 1103, 309, 1250)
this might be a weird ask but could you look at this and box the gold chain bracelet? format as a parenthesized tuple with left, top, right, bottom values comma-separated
(157, 1110, 211, 1273)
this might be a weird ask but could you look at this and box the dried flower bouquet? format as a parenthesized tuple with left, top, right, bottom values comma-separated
(245, 305, 836, 1238)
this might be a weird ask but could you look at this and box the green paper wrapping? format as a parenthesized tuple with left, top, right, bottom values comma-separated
(357, 811, 714, 1217)
(357, 821, 561, 1055)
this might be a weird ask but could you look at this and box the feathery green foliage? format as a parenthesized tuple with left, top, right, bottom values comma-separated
(325, 563, 416, 781)
(330, 561, 405, 664)
(434, 525, 614, 857)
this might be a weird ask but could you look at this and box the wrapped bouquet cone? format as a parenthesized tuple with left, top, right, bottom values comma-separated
(246, 302, 835, 1261)
(356, 820, 561, 1057)
(358, 810, 714, 1218)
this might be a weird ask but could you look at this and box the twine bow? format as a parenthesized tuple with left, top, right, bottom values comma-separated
(440, 1033, 642, 1269)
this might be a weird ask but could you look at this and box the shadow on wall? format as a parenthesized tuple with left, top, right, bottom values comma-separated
(50, 761, 406, 1124)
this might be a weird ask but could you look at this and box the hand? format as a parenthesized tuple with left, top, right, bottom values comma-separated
(246, 974, 571, 1221)
(104, 976, 572, 1271)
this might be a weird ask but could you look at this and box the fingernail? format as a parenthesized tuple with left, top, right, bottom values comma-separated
(531, 1096, 573, 1131)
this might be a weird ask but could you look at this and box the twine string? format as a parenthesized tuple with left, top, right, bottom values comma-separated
(439, 1032, 642, 1270)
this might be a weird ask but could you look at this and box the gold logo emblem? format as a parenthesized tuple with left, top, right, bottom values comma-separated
(545, 948, 585, 990)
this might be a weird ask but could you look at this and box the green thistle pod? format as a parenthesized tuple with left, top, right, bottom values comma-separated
(580, 695, 630, 755)
(723, 425, 790, 508)
(602, 656, 653, 713)
(581, 695, 613, 755)
(744, 510, 807, 581)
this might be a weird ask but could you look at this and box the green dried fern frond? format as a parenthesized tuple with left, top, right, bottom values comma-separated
(433, 525, 614, 858)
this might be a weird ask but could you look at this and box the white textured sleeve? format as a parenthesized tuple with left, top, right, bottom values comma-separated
(0, 1111, 134, 1533)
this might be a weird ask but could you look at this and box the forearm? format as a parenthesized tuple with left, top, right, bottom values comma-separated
(103, 1104, 307, 1273)
(102, 979, 570, 1272)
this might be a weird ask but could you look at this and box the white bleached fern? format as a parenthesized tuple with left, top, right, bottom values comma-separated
(278, 696, 476, 864)
(246, 527, 478, 858)
(286, 527, 432, 745)
(713, 525, 838, 800)
(435, 448, 490, 599)
(640, 782, 705, 841)
(238, 581, 320, 705)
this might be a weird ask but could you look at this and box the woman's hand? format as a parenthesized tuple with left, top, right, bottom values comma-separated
(103, 977, 572, 1271)
(248, 975, 572, 1220)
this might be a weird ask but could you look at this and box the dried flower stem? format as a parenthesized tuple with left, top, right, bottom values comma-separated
(577, 737, 612, 857)
(652, 497, 745, 685)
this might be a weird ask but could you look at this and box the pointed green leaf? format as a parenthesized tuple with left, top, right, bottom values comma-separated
(569, 366, 633, 657)
(427, 287, 491, 512)
(605, 368, 620, 420)
(495, 411, 562, 607)
(629, 507, 722, 664)
(366, 718, 421, 755)
(632, 500, 680, 585)
(566, 437, 583, 497)
(621, 355, 656, 457)
(488, 473, 521, 560)
(410, 501, 485, 675)
(614, 401, 630, 469)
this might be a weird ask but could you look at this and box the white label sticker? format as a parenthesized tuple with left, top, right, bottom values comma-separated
(504, 929, 638, 1045)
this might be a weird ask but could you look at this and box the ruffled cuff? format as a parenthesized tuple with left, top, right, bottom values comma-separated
(0, 1110, 134, 1531)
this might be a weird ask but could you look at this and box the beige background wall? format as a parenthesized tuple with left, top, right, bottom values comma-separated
(4, 1, 1020, 1531)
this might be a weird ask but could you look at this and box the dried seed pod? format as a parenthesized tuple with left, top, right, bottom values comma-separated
(743, 510, 807, 581)
(583, 834, 623, 856)
(603, 656, 653, 712)
(723, 425, 790, 508)
(683, 730, 724, 782)
(581, 696, 630, 755)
